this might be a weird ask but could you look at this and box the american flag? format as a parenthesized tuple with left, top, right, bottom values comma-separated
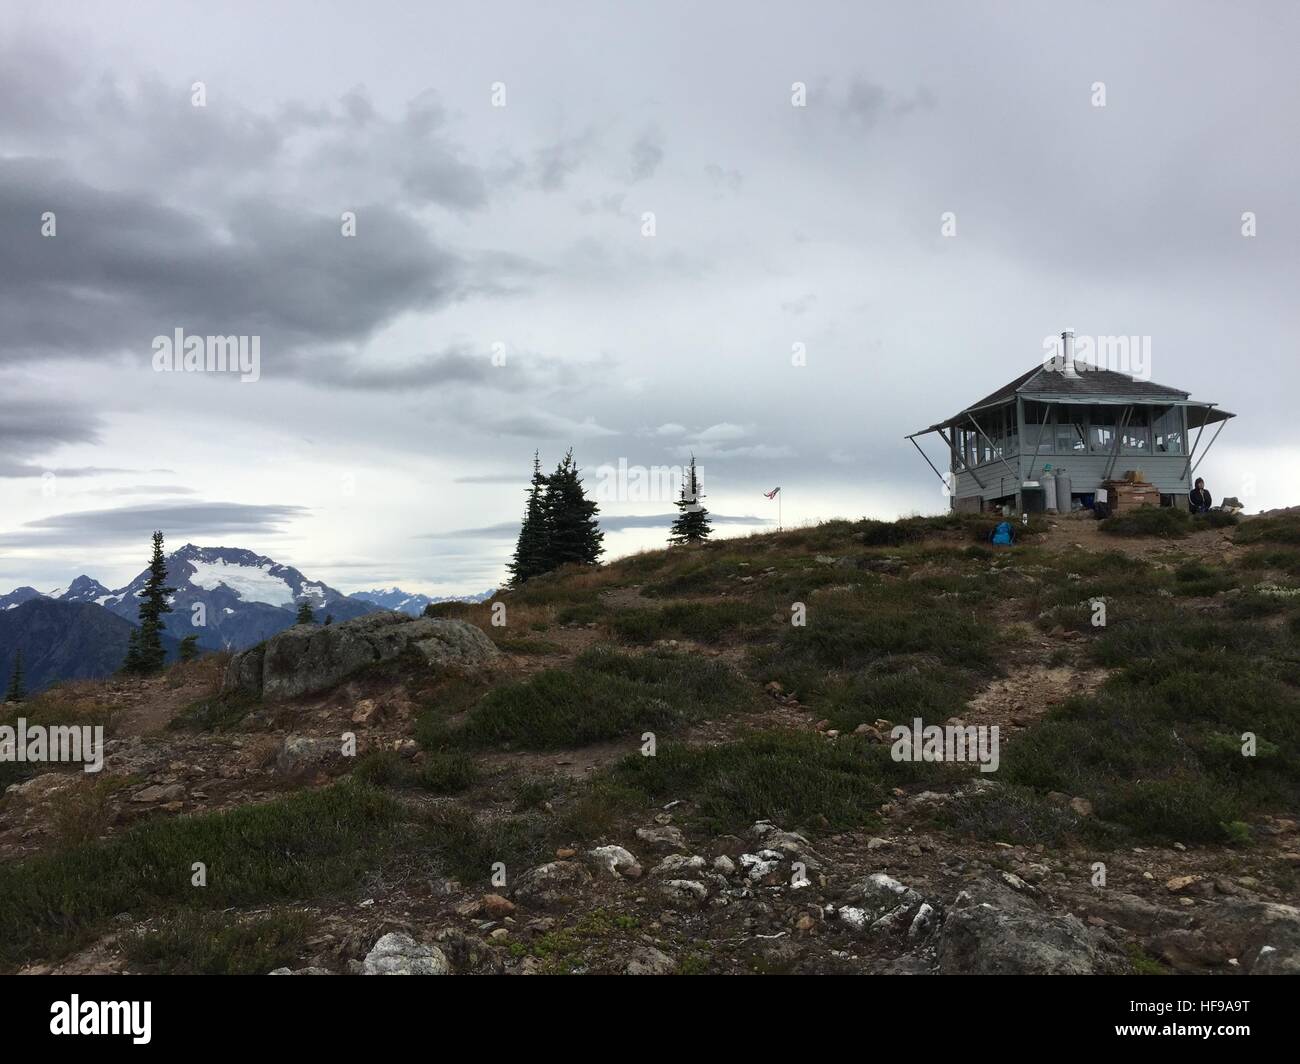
(763, 487, 781, 499)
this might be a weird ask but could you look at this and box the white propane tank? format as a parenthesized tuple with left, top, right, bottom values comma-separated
(1042, 470, 1058, 513)
(1056, 469, 1072, 513)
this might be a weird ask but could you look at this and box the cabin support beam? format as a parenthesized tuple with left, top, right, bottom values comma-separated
(966, 413, 1018, 482)
(1190, 419, 1228, 477)
(934, 426, 986, 489)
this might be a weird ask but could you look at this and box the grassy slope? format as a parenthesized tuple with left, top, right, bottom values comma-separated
(3, 508, 1299, 971)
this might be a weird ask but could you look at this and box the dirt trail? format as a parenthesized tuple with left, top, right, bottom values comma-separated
(1035, 510, 1238, 563)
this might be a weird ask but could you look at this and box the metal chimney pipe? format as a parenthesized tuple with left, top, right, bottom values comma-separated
(1061, 328, 1079, 379)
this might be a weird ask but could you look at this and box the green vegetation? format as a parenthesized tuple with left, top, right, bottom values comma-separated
(668, 455, 712, 545)
(1233, 513, 1300, 545)
(0, 781, 399, 967)
(432, 646, 759, 751)
(939, 782, 1115, 846)
(121, 530, 176, 675)
(422, 804, 553, 883)
(4, 649, 25, 702)
(818, 662, 983, 734)
(594, 731, 953, 834)
(169, 691, 259, 732)
(610, 599, 770, 644)
(1100, 507, 1191, 538)
(1001, 616, 1300, 841)
(509, 448, 605, 585)
(352, 748, 481, 794)
(124, 909, 314, 975)
(751, 588, 998, 700)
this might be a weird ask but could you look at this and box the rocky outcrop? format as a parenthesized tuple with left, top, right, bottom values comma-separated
(512, 861, 592, 910)
(1197, 899, 1300, 974)
(362, 932, 449, 975)
(221, 611, 500, 700)
(938, 877, 1123, 975)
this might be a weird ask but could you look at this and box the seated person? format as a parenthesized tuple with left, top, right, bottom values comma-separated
(1189, 478, 1212, 514)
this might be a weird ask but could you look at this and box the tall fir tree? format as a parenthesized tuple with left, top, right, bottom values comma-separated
(508, 452, 551, 585)
(179, 634, 200, 664)
(295, 600, 316, 624)
(668, 454, 713, 545)
(123, 530, 175, 674)
(5, 649, 25, 702)
(543, 449, 604, 568)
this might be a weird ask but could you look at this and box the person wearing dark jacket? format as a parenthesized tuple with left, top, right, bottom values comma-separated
(1190, 478, 1212, 514)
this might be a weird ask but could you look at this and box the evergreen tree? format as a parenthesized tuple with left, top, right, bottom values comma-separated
(179, 635, 200, 664)
(5, 649, 25, 702)
(324, 614, 334, 626)
(122, 628, 142, 674)
(123, 530, 175, 674)
(508, 452, 553, 585)
(295, 600, 316, 624)
(668, 454, 712, 545)
(543, 449, 604, 568)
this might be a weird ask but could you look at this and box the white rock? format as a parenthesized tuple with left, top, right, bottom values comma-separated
(362, 932, 449, 975)
(908, 902, 937, 940)
(650, 854, 705, 876)
(660, 880, 708, 904)
(587, 845, 638, 877)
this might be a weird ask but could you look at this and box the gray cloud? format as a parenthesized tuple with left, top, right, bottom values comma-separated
(629, 125, 665, 181)
(534, 128, 598, 190)
(0, 161, 469, 364)
(0, 501, 310, 547)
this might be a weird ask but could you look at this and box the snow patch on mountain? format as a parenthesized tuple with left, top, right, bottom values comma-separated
(188, 558, 297, 608)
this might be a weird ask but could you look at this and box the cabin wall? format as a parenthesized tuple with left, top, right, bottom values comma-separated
(951, 450, 1193, 509)
(946, 399, 1201, 510)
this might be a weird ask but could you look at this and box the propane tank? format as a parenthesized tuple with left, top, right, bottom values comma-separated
(1056, 469, 1072, 513)
(1042, 470, 1058, 513)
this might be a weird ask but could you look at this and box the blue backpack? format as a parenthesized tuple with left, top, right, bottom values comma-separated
(991, 521, 1014, 546)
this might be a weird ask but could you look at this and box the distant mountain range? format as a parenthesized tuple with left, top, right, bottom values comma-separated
(1, 545, 497, 694)
(350, 586, 497, 616)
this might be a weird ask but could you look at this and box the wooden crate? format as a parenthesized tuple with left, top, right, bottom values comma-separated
(1103, 478, 1158, 514)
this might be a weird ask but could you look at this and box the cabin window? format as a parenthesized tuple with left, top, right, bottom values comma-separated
(1023, 423, 1053, 454)
(1055, 418, 1086, 453)
(1122, 408, 1152, 453)
(1089, 407, 1116, 453)
(1152, 408, 1185, 454)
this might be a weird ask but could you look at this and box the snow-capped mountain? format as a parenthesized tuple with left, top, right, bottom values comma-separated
(0, 586, 44, 611)
(350, 586, 497, 617)
(50, 575, 114, 604)
(2, 547, 495, 661)
(2, 545, 383, 655)
(97, 544, 379, 650)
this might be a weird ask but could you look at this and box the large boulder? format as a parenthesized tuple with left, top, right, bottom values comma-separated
(1197, 899, 1300, 974)
(938, 878, 1124, 975)
(362, 932, 449, 975)
(512, 861, 592, 910)
(222, 612, 499, 700)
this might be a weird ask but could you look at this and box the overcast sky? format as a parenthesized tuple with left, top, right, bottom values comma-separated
(1, 0, 1297, 595)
